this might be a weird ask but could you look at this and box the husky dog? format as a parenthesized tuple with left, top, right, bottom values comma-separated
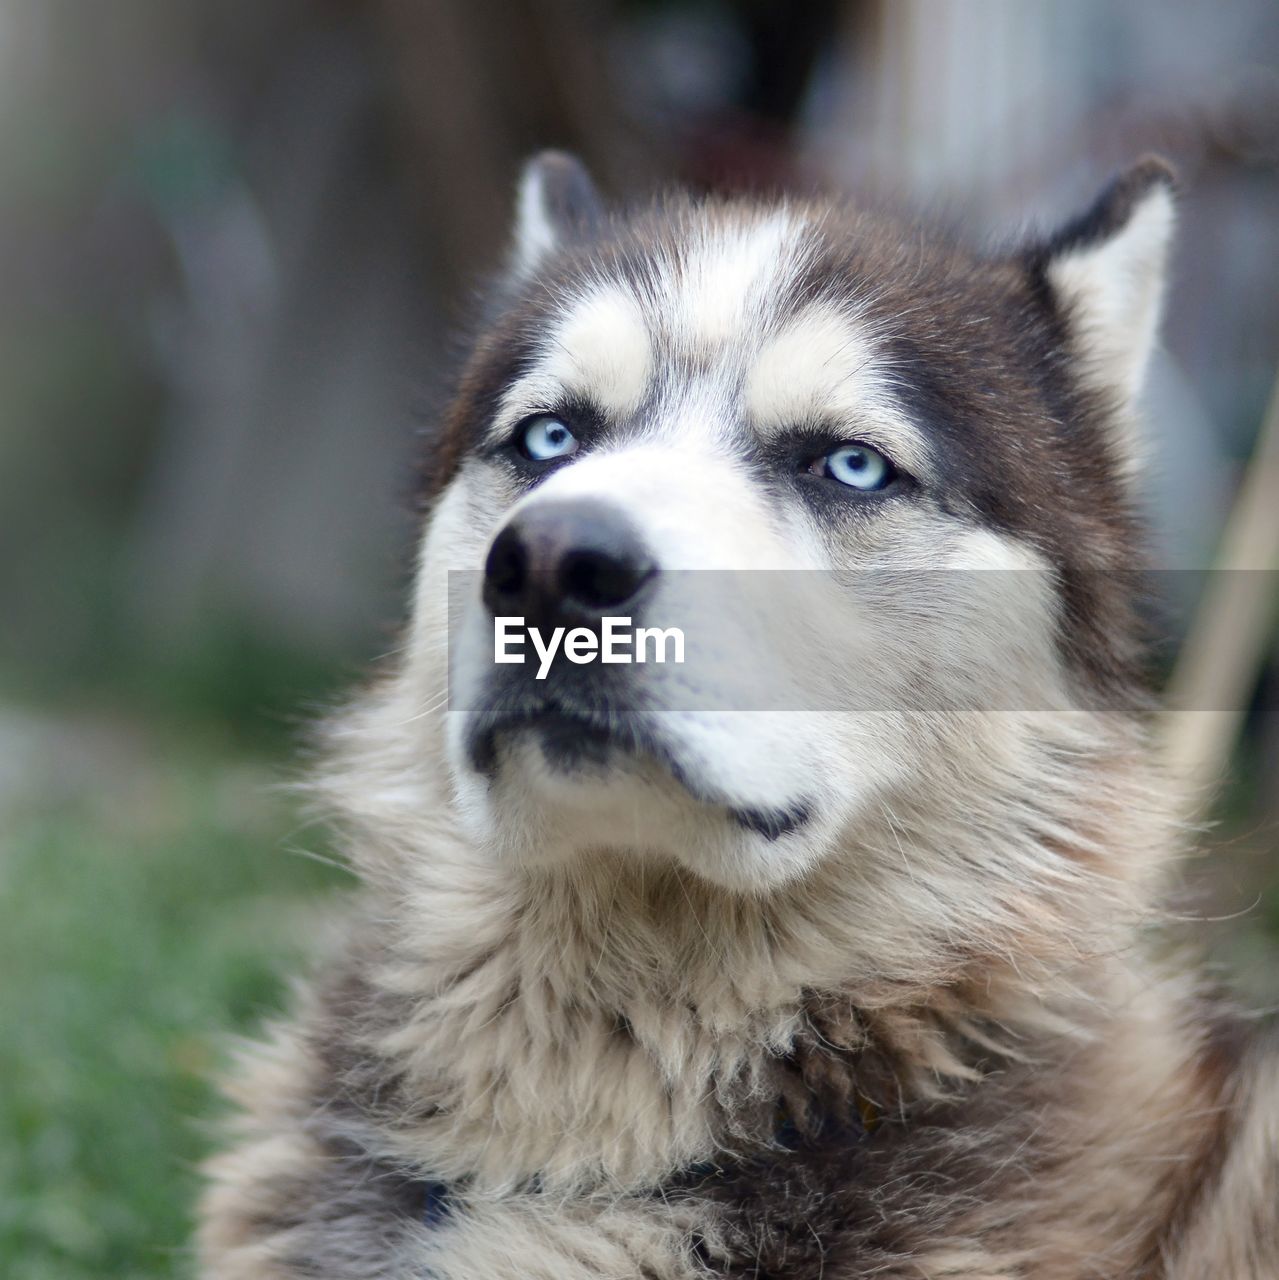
(198, 154, 1279, 1278)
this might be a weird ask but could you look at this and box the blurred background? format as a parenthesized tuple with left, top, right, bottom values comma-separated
(1, 2, 1276, 1275)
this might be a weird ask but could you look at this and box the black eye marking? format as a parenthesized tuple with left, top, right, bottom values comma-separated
(487, 398, 611, 482)
(748, 427, 914, 508)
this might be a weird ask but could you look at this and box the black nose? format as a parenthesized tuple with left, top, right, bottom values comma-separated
(483, 499, 657, 626)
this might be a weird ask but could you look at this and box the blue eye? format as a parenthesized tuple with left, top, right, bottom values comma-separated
(815, 443, 895, 492)
(517, 414, 579, 462)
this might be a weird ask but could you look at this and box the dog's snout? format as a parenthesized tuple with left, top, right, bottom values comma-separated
(483, 499, 657, 625)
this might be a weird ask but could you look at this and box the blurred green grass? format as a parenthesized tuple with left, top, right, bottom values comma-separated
(0, 737, 351, 1280)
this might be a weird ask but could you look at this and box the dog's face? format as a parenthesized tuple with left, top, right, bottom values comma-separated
(406, 155, 1173, 891)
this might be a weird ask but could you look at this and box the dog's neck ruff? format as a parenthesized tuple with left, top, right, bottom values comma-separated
(416, 1094, 878, 1227)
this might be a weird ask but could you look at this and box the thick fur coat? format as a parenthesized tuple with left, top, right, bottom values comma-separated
(197, 155, 1279, 1278)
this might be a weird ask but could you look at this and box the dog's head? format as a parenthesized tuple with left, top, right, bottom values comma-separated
(404, 154, 1174, 892)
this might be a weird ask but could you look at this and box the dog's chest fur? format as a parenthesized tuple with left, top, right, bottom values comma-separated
(197, 853, 1251, 1280)
(197, 756, 1262, 1279)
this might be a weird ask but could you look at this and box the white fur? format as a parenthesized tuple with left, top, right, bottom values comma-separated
(662, 211, 809, 351)
(553, 288, 652, 418)
(1048, 183, 1174, 469)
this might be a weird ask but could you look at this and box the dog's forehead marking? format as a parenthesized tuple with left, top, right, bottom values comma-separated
(658, 210, 809, 349)
(746, 304, 877, 425)
(490, 285, 651, 438)
(545, 286, 653, 417)
(746, 304, 933, 477)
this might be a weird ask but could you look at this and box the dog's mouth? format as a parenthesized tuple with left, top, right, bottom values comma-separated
(464, 691, 673, 779)
(464, 695, 812, 841)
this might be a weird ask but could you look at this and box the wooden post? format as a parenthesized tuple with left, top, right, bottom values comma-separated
(1163, 365, 1279, 807)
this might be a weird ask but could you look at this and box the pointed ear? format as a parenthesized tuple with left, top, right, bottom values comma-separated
(511, 151, 604, 277)
(1035, 157, 1177, 414)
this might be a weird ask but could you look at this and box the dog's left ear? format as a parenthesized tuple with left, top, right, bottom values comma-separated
(1033, 157, 1176, 416)
(511, 150, 604, 277)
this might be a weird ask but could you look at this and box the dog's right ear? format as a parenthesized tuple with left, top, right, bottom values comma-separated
(1032, 157, 1176, 411)
(1027, 156, 1176, 479)
(511, 151, 604, 277)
